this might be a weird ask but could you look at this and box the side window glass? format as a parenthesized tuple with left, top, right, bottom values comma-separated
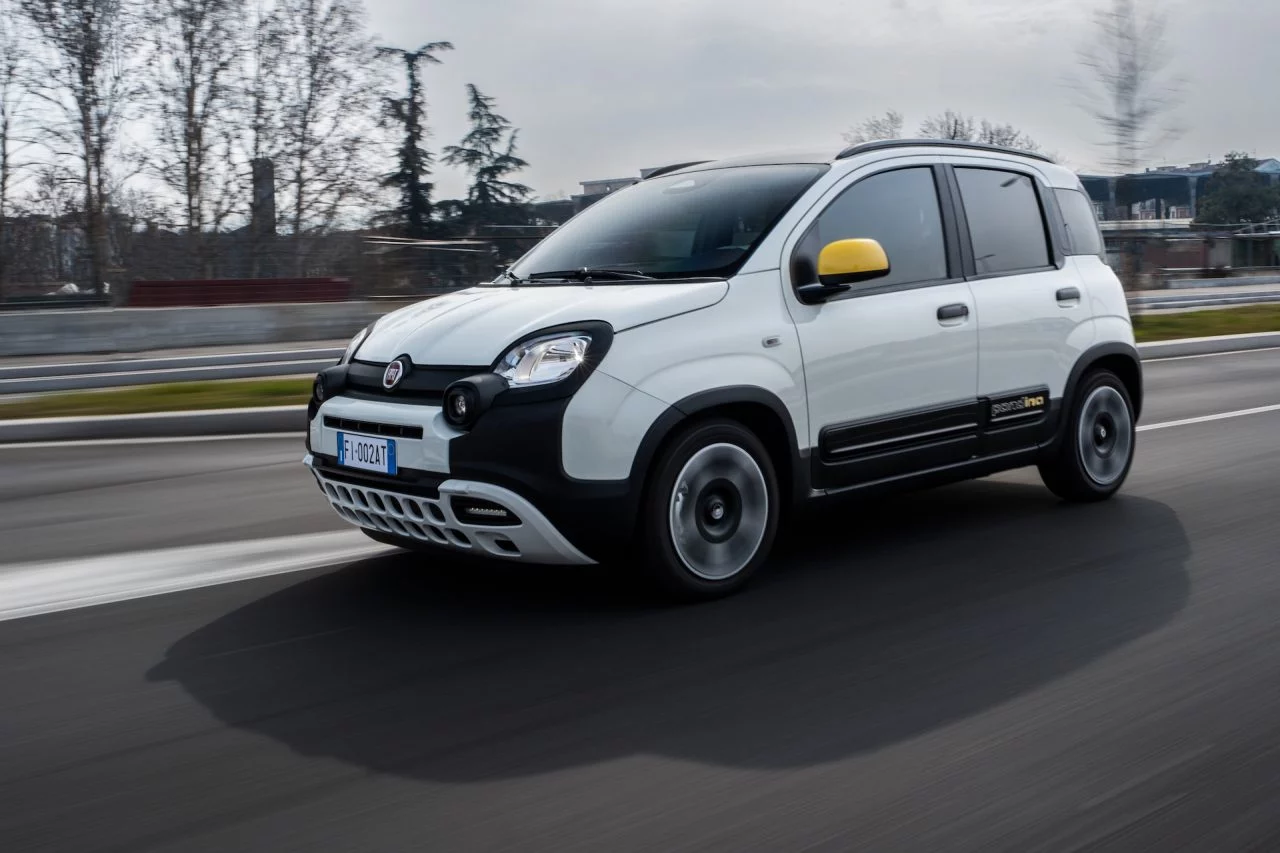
(794, 167, 948, 289)
(954, 167, 1052, 275)
(1054, 188, 1104, 257)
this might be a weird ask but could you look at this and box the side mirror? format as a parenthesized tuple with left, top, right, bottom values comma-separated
(796, 238, 891, 303)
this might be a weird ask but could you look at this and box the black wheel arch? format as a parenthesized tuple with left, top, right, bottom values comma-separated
(1046, 341, 1144, 453)
(628, 386, 810, 509)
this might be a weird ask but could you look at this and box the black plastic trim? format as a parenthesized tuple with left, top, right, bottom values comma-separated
(816, 446, 1043, 501)
(814, 399, 982, 491)
(448, 397, 636, 562)
(442, 373, 509, 429)
(1047, 343, 1145, 450)
(940, 165, 975, 276)
(322, 416, 424, 440)
(345, 359, 481, 405)
(665, 386, 810, 505)
(836, 138, 1055, 164)
(446, 384, 810, 561)
(980, 385, 1056, 457)
(819, 399, 981, 462)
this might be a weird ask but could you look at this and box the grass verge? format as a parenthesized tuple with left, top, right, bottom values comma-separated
(1133, 304, 1280, 342)
(1, 305, 1278, 420)
(0, 378, 312, 420)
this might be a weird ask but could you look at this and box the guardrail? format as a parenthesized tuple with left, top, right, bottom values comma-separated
(1132, 290, 1280, 310)
(0, 347, 342, 395)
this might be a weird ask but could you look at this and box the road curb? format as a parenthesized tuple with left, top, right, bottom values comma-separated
(1, 332, 1277, 442)
(1137, 330, 1280, 359)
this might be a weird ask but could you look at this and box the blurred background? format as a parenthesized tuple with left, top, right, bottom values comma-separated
(4, 2, 1280, 852)
(4, 0, 1280, 310)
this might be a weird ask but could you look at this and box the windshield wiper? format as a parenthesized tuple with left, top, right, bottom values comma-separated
(526, 267, 656, 282)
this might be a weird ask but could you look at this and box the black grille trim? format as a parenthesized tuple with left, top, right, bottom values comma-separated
(345, 360, 485, 404)
(324, 416, 424, 440)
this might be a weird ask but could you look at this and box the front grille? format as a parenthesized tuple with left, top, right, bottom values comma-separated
(343, 360, 484, 405)
(313, 471, 521, 555)
(323, 416, 424, 440)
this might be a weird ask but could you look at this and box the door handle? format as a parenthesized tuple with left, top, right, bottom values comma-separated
(937, 303, 969, 322)
(1056, 286, 1082, 303)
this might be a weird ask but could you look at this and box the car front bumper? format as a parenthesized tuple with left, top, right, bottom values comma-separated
(303, 453, 595, 565)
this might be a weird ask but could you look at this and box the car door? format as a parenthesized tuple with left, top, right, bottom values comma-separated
(783, 161, 981, 492)
(944, 160, 1097, 456)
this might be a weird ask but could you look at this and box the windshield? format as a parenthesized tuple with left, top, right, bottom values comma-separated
(507, 164, 828, 281)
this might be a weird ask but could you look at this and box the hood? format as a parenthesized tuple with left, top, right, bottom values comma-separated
(355, 280, 729, 366)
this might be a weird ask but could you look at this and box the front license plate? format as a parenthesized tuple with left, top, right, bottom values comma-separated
(337, 432, 397, 475)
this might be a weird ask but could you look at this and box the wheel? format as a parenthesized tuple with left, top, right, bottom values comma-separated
(640, 418, 780, 600)
(1038, 369, 1136, 502)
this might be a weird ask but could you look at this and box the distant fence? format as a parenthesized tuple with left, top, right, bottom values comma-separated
(125, 277, 353, 307)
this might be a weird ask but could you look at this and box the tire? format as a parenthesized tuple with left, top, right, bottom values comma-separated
(639, 418, 780, 600)
(1038, 369, 1136, 502)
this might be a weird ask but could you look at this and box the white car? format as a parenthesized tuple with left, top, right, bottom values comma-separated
(304, 139, 1141, 599)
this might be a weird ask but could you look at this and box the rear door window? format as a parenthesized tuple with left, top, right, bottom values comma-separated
(954, 167, 1052, 276)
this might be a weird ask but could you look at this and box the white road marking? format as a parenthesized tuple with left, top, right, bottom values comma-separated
(1138, 403, 1280, 432)
(0, 432, 305, 450)
(0, 531, 393, 622)
(0, 399, 1275, 623)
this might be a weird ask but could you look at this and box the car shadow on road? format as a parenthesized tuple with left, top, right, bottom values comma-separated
(148, 479, 1191, 782)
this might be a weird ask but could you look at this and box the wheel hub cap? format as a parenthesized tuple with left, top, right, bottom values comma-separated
(1077, 386, 1132, 486)
(669, 444, 768, 581)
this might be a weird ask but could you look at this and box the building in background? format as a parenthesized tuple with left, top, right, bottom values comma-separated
(1079, 158, 1280, 223)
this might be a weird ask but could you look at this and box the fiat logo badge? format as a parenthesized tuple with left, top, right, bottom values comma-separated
(382, 358, 407, 390)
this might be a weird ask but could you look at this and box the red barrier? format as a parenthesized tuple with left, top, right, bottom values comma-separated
(126, 278, 353, 307)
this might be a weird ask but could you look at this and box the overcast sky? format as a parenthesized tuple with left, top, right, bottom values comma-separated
(367, 0, 1279, 201)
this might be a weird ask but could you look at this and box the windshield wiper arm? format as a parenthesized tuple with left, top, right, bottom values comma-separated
(527, 267, 656, 281)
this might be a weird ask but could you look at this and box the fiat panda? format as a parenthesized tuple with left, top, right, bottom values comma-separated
(304, 138, 1141, 599)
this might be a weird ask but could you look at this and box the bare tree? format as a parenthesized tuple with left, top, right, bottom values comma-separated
(1075, 0, 1182, 173)
(18, 0, 142, 296)
(977, 120, 1040, 152)
(0, 2, 36, 293)
(147, 0, 246, 274)
(260, 0, 389, 270)
(842, 110, 903, 145)
(20, 164, 81, 283)
(919, 110, 976, 141)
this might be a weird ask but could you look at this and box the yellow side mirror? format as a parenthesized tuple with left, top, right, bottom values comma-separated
(817, 238, 890, 287)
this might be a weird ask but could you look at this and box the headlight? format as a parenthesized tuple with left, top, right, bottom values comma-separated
(338, 325, 371, 365)
(494, 334, 591, 386)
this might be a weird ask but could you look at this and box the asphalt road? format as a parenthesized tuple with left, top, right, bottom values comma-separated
(1, 348, 1279, 851)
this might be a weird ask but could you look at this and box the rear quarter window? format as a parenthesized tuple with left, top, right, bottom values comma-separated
(1055, 188, 1105, 258)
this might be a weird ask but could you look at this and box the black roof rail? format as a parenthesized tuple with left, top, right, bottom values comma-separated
(642, 160, 713, 180)
(834, 138, 1055, 164)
